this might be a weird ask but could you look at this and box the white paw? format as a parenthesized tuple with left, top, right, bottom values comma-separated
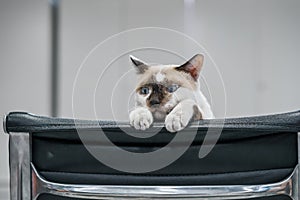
(129, 107, 153, 130)
(165, 109, 190, 133)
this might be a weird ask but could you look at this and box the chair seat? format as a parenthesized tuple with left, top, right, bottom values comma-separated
(4, 111, 300, 200)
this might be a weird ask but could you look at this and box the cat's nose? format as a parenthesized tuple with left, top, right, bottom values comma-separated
(150, 99, 160, 106)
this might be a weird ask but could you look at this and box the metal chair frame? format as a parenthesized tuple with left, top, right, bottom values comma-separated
(5, 115, 300, 200)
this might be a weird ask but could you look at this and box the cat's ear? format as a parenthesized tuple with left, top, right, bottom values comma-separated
(176, 54, 204, 80)
(129, 55, 149, 74)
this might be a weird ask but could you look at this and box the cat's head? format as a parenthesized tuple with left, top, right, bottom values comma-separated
(130, 54, 204, 120)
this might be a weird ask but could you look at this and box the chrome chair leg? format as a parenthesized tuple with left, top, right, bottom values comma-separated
(9, 133, 31, 200)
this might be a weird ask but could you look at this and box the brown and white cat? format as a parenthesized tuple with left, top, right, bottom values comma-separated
(129, 54, 214, 132)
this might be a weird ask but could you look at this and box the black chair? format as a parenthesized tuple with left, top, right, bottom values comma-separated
(3, 111, 300, 200)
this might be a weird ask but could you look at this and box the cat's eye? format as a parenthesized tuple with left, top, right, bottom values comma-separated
(140, 87, 150, 95)
(167, 84, 179, 93)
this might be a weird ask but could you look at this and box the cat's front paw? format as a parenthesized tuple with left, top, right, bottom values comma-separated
(129, 107, 153, 130)
(165, 110, 190, 133)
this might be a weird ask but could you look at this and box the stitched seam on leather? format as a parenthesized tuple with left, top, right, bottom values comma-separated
(39, 167, 294, 177)
(8, 125, 300, 133)
(9, 121, 300, 127)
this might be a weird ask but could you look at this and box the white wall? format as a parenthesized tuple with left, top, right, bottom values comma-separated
(0, 0, 49, 198)
(0, 0, 300, 198)
(60, 0, 300, 119)
(191, 0, 300, 117)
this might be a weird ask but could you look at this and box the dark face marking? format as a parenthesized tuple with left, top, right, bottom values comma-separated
(148, 84, 170, 107)
(137, 83, 172, 108)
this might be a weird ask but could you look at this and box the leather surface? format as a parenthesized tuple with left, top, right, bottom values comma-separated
(4, 110, 300, 133)
(4, 111, 300, 188)
(32, 132, 297, 183)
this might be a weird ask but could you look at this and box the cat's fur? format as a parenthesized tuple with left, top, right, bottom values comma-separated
(129, 54, 214, 132)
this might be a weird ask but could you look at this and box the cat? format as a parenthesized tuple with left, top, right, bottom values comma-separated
(129, 54, 214, 132)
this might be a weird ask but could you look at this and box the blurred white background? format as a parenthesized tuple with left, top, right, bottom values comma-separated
(1, 0, 300, 198)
